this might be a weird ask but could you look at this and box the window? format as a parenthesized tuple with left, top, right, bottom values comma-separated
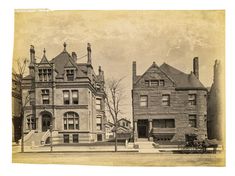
(122, 122, 125, 127)
(63, 90, 70, 104)
(72, 90, 78, 104)
(96, 98, 102, 110)
(63, 134, 69, 143)
(189, 115, 197, 127)
(159, 80, 165, 86)
(162, 94, 170, 106)
(189, 94, 196, 105)
(26, 116, 36, 130)
(150, 80, 159, 86)
(97, 134, 102, 141)
(38, 69, 52, 82)
(41, 89, 49, 104)
(96, 116, 102, 130)
(140, 95, 148, 107)
(153, 119, 175, 128)
(96, 84, 101, 91)
(66, 69, 75, 81)
(145, 80, 150, 87)
(73, 134, 79, 143)
(63, 112, 79, 130)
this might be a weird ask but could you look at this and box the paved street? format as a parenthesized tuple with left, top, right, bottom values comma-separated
(12, 146, 225, 166)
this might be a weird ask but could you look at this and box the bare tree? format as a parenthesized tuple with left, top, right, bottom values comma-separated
(104, 77, 125, 152)
(13, 58, 30, 152)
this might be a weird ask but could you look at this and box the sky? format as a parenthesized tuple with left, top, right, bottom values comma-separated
(13, 10, 225, 121)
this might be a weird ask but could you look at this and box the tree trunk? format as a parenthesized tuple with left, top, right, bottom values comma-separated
(21, 113, 24, 153)
(115, 130, 117, 152)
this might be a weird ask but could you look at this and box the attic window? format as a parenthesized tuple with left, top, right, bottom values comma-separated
(66, 69, 75, 81)
(38, 69, 52, 82)
(150, 80, 159, 86)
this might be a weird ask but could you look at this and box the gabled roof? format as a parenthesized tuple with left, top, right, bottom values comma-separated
(118, 118, 131, 123)
(160, 63, 206, 89)
(39, 49, 51, 65)
(135, 62, 175, 85)
(50, 51, 86, 77)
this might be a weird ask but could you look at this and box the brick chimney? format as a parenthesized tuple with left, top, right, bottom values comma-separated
(132, 61, 136, 83)
(193, 57, 199, 79)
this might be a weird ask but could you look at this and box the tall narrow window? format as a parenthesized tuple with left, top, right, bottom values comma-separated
(48, 69, 52, 81)
(96, 116, 102, 130)
(63, 90, 70, 104)
(140, 95, 148, 107)
(162, 94, 170, 106)
(189, 94, 196, 105)
(72, 90, 78, 104)
(41, 89, 49, 104)
(73, 134, 79, 143)
(38, 69, 43, 81)
(66, 70, 75, 81)
(189, 115, 197, 127)
(63, 134, 69, 143)
(96, 98, 102, 110)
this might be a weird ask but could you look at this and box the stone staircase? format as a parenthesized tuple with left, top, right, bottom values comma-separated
(24, 131, 46, 146)
(135, 138, 160, 153)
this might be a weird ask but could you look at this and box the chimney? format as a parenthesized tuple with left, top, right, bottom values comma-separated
(87, 43, 92, 64)
(72, 52, 77, 63)
(193, 57, 199, 79)
(30, 45, 35, 65)
(132, 61, 136, 83)
(29, 45, 35, 76)
(98, 66, 102, 75)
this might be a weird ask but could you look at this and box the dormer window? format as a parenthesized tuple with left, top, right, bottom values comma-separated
(38, 68, 52, 82)
(66, 69, 75, 81)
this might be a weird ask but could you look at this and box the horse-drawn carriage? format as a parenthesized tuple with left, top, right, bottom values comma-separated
(178, 134, 219, 154)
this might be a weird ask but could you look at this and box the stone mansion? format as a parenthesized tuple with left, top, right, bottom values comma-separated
(132, 58, 208, 144)
(22, 43, 106, 145)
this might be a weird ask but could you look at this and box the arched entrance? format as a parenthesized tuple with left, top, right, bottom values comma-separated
(41, 112, 52, 132)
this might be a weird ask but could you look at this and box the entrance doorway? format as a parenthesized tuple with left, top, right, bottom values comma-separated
(42, 113, 51, 132)
(137, 119, 149, 138)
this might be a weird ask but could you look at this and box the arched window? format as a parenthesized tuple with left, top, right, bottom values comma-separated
(63, 112, 79, 130)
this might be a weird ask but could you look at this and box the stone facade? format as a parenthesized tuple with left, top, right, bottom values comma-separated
(132, 58, 208, 144)
(22, 43, 106, 144)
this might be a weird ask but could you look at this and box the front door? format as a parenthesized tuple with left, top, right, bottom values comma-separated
(137, 120, 149, 138)
(42, 114, 51, 132)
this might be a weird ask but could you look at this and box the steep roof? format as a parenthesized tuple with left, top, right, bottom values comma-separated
(160, 63, 206, 89)
(50, 51, 86, 77)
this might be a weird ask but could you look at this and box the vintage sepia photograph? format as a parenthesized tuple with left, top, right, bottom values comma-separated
(12, 10, 225, 166)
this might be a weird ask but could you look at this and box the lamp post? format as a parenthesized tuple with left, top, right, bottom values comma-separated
(50, 124, 53, 152)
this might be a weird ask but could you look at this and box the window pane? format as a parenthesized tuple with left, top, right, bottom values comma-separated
(96, 98, 101, 110)
(73, 134, 79, 143)
(159, 80, 165, 86)
(72, 90, 78, 104)
(140, 95, 148, 107)
(151, 80, 159, 86)
(145, 80, 150, 87)
(63, 91, 70, 104)
(96, 117, 101, 123)
(63, 134, 69, 143)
